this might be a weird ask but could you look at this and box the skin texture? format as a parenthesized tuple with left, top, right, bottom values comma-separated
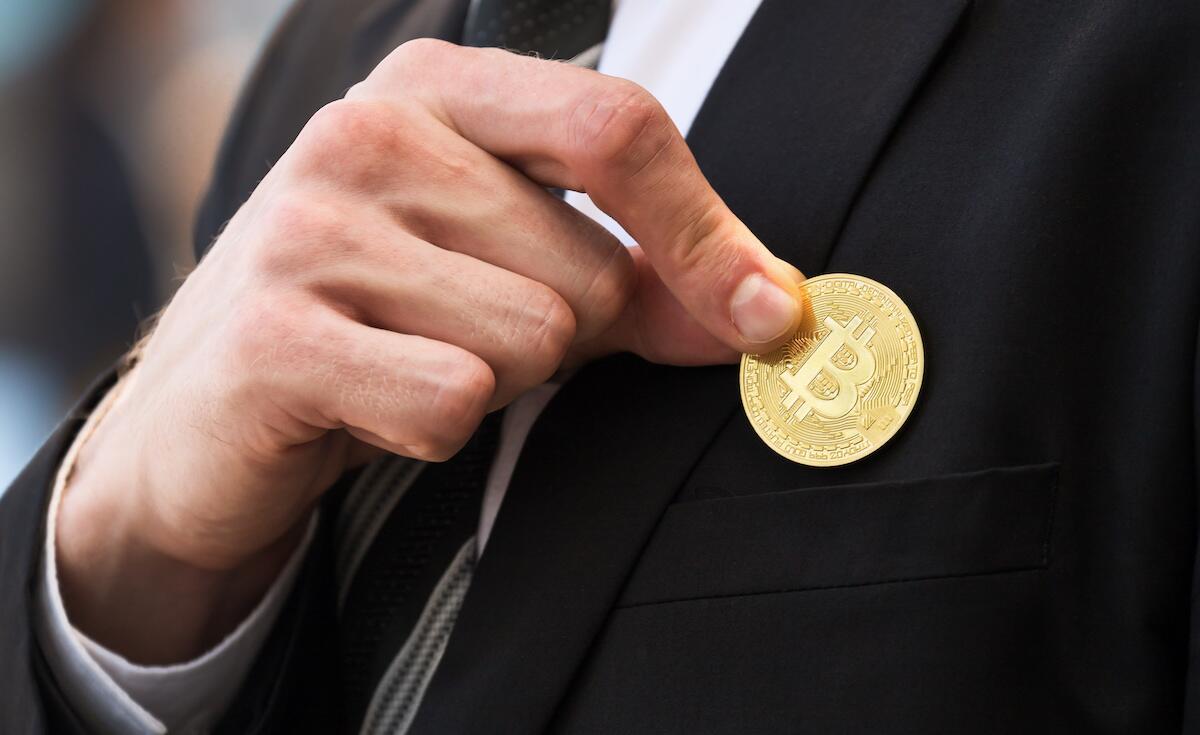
(56, 41, 805, 664)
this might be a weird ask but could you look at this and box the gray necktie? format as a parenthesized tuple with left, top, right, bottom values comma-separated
(340, 413, 501, 733)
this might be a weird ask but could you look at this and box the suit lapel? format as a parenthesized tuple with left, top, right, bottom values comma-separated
(410, 1, 969, 732)
(689, 0, 970, 273)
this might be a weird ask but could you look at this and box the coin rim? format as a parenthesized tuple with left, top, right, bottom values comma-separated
(738, 272, 925, 467)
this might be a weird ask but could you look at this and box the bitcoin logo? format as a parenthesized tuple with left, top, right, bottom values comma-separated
(739, 273, 924, 467)
(780, 315, 877, 420)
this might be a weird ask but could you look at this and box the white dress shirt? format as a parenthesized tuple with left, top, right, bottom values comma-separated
(36, 1, 765, 732)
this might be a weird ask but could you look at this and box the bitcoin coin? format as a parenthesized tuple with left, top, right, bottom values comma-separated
(739, 273, 924, 466)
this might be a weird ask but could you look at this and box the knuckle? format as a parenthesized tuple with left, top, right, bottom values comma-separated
(672, 204, 741, 276)
(343, 80, 369, 100)
(308, 99, 395, 146)
(518, 285, 576, 373)
(292, 99, 399, 183)
(416, 356, 495, 460)
(570, 80, 670, 174)
(381, 38, 456, 80)
(578, 245, 636, 332)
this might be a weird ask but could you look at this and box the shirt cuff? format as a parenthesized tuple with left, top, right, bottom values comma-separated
(33, 379, 317, 734)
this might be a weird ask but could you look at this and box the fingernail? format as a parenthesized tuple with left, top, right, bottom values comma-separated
(730, 273, 798, 344)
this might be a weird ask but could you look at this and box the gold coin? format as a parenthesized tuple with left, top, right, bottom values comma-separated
(739, 273, 924, 466)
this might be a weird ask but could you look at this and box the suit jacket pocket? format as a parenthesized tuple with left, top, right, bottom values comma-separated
(618, 462, 1059, 607)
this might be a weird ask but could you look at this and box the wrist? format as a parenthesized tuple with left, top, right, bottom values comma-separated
(57, 468, 307, 664)
(54, 380, 308, 664)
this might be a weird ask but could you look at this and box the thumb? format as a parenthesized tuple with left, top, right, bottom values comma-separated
(570, 247, 805, 367)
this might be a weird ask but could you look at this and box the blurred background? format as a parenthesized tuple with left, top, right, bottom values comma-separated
(0, 0, 292, 489)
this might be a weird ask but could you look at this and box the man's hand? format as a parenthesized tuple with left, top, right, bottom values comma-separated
(56, 40, 803, 663)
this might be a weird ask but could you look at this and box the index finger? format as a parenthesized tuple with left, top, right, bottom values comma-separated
(354, 39, 805, 353)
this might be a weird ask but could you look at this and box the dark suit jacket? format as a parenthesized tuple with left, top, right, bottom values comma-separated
(5, 0, 1200, 732)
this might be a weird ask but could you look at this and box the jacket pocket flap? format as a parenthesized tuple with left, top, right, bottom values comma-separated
(618, 462, 1059, 607)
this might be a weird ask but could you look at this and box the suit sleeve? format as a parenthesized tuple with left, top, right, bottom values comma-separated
(1184, 319, 1200, 730)
(0, 372, 116, 733)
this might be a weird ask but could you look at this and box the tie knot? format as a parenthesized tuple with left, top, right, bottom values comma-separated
(463, 0, 610, 60)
